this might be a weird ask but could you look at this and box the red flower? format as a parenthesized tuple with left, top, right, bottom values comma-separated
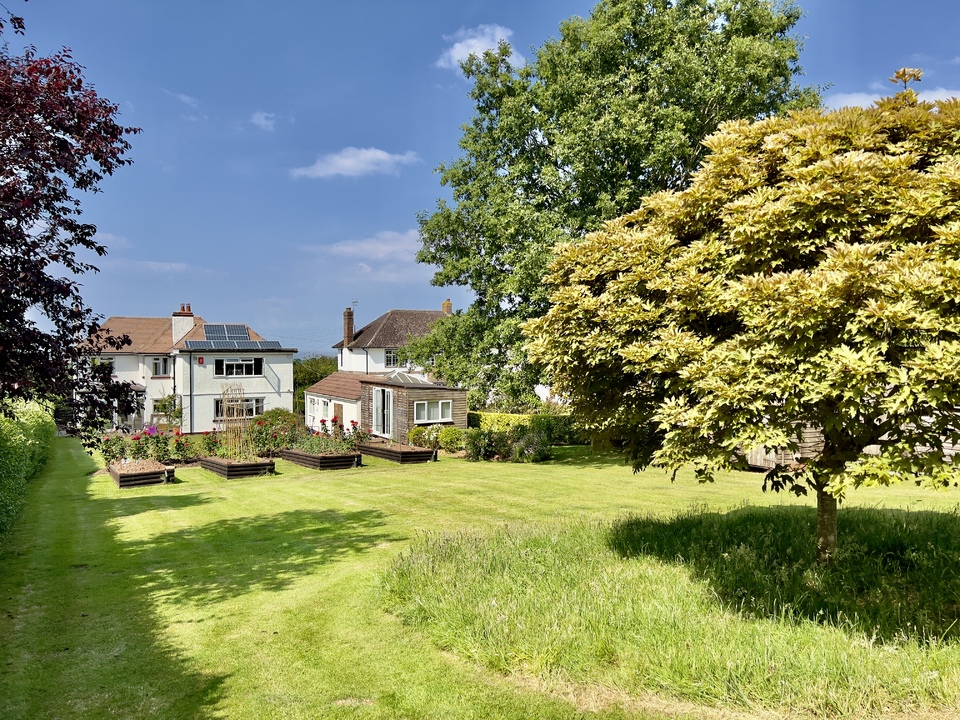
(332, 415, 339, 423)
(132, 435, 141, 441)
(257, 420, 265, 426)
(272, 433, 277, 438)
(350, 420, 358, 426)
(203, 431, 209, 436)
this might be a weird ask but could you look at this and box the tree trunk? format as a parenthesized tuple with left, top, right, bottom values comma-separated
(816, 486, 838, 564)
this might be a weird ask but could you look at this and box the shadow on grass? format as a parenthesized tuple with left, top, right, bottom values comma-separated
(608, 504, 960, 642)
(547, 445, 631, 469)
(0, 439, 227, 719)
(123, 508, 399, 605)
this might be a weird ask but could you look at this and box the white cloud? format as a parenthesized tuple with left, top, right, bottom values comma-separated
(298, 229, 429, 283)
(326, 229, 419, 261)
(102, 258, 199, 274)
(289, 147, 420, 179)
(825, 86, 960, 109)
(163, 89, 200, 108)
(93, 231, 132, 249)
(435, 24, 524, 70)
(250, 111, 277, 132)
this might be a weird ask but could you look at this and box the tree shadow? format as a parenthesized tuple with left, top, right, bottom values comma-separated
(96, 489, 214, 518)
(122, 508, 400, 606)
(607, 504, 960, 642)
(548, 446, 632, 469)
(0, 439, 227, 719)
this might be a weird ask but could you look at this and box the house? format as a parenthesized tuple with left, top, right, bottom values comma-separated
(99, 304, 297, 433)
(304, 301, 467, 442)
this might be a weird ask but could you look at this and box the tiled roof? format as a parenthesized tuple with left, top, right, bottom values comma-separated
(99, 316, 207, 355)
(334, 309, 444, 350)
(304, 372, 381, 401)
(100, 316, 278, 354)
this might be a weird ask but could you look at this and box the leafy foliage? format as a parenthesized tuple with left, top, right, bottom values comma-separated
(293, 355, 337, 415)
(0, 18, 140, 444)
(0, 402, 56, 535)
(526, 71, 960, 559)
(410, 0, 817, 407)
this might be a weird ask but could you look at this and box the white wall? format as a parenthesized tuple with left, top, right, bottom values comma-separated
(304, 392, 360, 431)
(177, 352, 295, 433)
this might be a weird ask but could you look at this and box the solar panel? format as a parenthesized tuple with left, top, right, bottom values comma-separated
(183, 339, 287, 351)
(203, 324, 227, 339)
(225, 324, 249, 340)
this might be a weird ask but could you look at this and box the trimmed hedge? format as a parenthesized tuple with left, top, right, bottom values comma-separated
(0, 403, 57, 535)
(467, 411, 583, 446)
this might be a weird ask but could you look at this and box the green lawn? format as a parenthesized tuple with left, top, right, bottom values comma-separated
(1, 438, 958, 719)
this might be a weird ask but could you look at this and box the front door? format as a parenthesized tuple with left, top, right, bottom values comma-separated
(372, 388, 392, 438)
(333, 402, 344, 424)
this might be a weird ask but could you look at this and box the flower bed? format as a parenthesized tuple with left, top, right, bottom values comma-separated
(198, 457, 275, 479)
(109, 460, 170, 488)
(358, 441, 436, 464)
(278, 449, 362, 470)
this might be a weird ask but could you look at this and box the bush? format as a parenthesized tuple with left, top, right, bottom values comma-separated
(0, 403, 56, 536)
(439, 426, 464, 453)
(129, 435, 148, 460)
(511, 431, 552, 463)
(464, 428, 510, 461)
(249, 408, 303, 456)
(468, 411, 584, 446)
(407, 426, 427, 448)
(200, 430, 220, 456)
(148, 432, 171, 463)
(99, 434, 127, 464)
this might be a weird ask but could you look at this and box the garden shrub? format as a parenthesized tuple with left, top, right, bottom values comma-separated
(0, 403, 56, 536)
(200, 430, 220, 456)
(439, 426, 464, 453)
(148, 432, 171, 463)
(99, 434, 127, 464)
(250, 408, 303, 456)
(129, 434, 148, 460)
(464, 428, 510, 461)
(468, 411, 583, 446)
(407, 426, 427, 448)
(511, 431, 552, 463)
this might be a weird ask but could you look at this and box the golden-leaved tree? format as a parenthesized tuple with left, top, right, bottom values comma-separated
(526, 70, 960, 562)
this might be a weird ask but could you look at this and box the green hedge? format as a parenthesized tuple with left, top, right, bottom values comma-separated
(0, 403, 57, 536)
(467, 411, 583, 446)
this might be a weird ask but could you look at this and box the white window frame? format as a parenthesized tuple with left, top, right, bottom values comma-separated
(322, 399, 329, 417)
(384, 348, 399, 368)
(214, 397, 265, 420)
(372, 387, 393, 437)
(414, 399, 452, 424)
(151, 356, 170, 377)
(214, 357, 263, 377)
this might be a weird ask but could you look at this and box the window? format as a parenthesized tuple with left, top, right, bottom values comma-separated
(214, 357, 263, 377)
(372, 387, 392, 436)
(214, 397, 264, 420)
(384, 349, 399, 368)
(414, 400, 452, 424)
(151, 356, 170, 377)
(322, 399, 329, 417)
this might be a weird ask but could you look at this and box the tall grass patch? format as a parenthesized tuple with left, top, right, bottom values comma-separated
(0, 402, 56, 534)
(381, 512, 960, 717)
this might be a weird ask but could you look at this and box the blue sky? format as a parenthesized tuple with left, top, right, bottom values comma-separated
(14, 0, 960, 356)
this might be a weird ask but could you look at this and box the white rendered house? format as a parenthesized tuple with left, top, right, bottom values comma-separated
(99, 305, 296, 433)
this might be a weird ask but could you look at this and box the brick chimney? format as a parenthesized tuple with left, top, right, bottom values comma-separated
(343, 307, 354, 347)
(172, 303, 195, 344)
(442, 298, 453, 315)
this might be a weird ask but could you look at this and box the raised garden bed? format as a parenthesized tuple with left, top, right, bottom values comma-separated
(199, 456, 275, 479)
(358, 441, 436, 464)
(278, 449, 362, 470)
(109, 460, 171, 488)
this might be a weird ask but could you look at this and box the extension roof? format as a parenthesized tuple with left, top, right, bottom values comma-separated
(334, 309, 444, 350)
(304, 372, 378, 402)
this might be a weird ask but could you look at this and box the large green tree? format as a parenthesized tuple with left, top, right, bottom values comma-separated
(526, 71, 960, 562)
(292, 355, 337, 415)
(412, 0, 818, 408)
